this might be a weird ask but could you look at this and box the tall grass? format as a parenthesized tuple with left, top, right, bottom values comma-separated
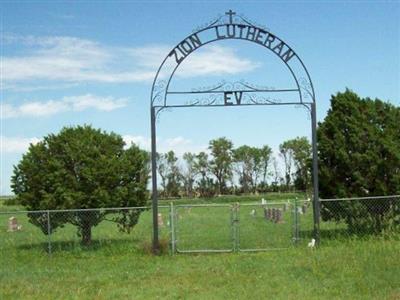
(0, 194, 399, 299)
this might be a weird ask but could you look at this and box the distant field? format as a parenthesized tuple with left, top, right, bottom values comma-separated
(1, 193, 399, 299)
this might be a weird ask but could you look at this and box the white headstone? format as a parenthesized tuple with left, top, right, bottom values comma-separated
(157, 213, 164, 227)
(7, 217, 22, 232)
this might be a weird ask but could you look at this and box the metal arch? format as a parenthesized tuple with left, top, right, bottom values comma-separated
(149, 11, 320, 253)
(150, 25, 316, 108)
(162, 33, 304, 106)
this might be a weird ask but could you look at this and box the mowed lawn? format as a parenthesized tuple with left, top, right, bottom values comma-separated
(1, 195, 399, 299)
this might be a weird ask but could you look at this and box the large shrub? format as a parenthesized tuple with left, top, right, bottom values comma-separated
(318, 90, 400, 233)
(12, 125, 150, 245)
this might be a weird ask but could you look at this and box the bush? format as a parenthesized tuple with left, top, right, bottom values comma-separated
(318, 90, 400, 233)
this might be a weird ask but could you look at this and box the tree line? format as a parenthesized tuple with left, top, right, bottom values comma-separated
(157, 136, 312, 198)
(10, 89, 399, 243)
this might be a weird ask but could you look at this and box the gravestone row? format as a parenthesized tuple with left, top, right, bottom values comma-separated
(263, 207, 283, 223)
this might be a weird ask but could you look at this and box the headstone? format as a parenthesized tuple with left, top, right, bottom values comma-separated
(7, 217, 22, 232)
(272, 208, 277, 222)
(261, 198, 266, 205)
(157, 213, 164, 227)
(250, 209, 256, 217)
(266, 208, 272, 220)
(297, 207, 303, 215)
(276, 209, 283, 223)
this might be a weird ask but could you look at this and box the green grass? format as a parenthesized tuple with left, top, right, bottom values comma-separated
(1, 195, 399, 299)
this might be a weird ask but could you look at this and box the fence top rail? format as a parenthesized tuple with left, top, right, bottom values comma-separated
(239, 202, 296, 206)
(320, 195, 400, 202)
(0, 205, 171, 214)
(174, 203, 232, 208)
(0, 199, 315, 214)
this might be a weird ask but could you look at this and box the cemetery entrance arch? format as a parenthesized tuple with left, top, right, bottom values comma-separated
(150, 10, 320, 252)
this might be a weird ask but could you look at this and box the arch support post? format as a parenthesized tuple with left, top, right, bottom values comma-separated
(151, 106, 160, 254)
(310, 102, 321, 244)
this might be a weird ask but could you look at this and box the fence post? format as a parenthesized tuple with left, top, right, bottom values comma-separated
(311, 102, 321, 245)
(233, 202, 240, 252)
(46, 210, 52, 255)
(231, 204, 235, 252)
(169, 202, 176, 254)
(293, 198, 299, 245)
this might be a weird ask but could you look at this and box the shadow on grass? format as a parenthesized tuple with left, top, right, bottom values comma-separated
(16, 237, 145, 253)
(300, 228, 400, 242)
(300, 228, 350, 240)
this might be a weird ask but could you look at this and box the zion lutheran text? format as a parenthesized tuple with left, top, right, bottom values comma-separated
(169, 24, 296, 65)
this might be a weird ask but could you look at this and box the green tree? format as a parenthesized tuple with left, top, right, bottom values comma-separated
(279, 141, 295, 189)
(183, 152, 196, 197)
(270, 157, 281, 192)
(233, 145, 254, 193)
(164, 151, 182, 197)
(156, 152, 168, 197)
(11, 125, 149, 245)
(193, 152, 215, 197)
(260, 145, 273, 185)
(233, 146, 267, 193)
(209, 137, 233, 194)
(318, 90, 400, 232)
(283, 137, 312, 191)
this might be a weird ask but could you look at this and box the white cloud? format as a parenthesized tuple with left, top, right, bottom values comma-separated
(123, 135, 151, 149)
(2, 34, 260, 88)
(1, 136, 40, 153)
(1, 94, 128, 119)
(1, 133, 206, 156)
(122, 135, 207, 157)
(177, 45, 259, 77)
(2, 35, 155, 84)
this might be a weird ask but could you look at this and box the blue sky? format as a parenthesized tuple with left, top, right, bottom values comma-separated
(1, 1, 399, 195)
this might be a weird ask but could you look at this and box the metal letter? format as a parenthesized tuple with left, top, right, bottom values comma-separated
(237, 25, 246, 38)
(246, 26, 257, 41)
(227, 24, 235, 38)
(169, 48, 184, 65)
(272, 41, 284, 56)
(234, 92, 243, 104)
(189, 33, 203, 48)
(215, 26, 226, 39)
(179, 40, 193, 54)
(264, 33, 276, 49)
(255, 29, 267, 45)
(280, 48, 296, 63)
(224, 92, 233, 105)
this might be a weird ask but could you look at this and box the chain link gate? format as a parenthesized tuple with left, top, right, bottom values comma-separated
(169, 200, 302, 254)
(170, 204, 234, 253)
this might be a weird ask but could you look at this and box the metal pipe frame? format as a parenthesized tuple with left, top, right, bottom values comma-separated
(150, 11, 320, 253)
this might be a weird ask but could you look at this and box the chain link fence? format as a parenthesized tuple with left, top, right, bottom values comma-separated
(1, 196, 399, 256)
(0, 206, 170, 255)
(319, 195, 400, 242)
